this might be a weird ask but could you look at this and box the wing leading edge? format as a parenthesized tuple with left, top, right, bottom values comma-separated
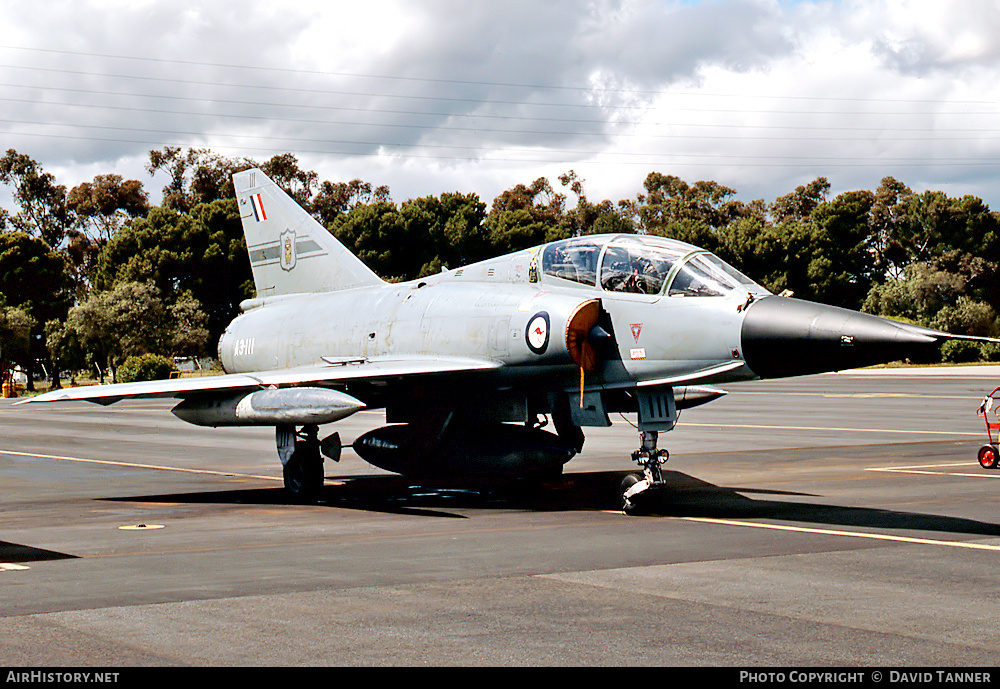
(16, 356, 503, 406)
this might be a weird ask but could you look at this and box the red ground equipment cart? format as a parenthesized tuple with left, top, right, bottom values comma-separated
(977, 386, 1000, 469)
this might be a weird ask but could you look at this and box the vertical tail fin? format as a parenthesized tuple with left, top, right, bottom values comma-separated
(233, 168, 384, 297)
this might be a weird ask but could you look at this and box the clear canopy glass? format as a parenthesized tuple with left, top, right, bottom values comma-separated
(540, 234, 768, 298)
(540, 237, 601, 286)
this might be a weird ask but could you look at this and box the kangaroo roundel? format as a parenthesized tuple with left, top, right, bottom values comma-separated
(526, 312, 549, 354)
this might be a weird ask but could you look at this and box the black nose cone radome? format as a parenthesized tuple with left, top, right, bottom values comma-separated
(740, 296, 940, 379)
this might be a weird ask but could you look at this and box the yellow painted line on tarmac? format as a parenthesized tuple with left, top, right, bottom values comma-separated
(867, 462, 1000, 479)
(0, 449, 280, 482)
(682, 422, 980, 437)
(734, 391, 974, 400)
(674, 516, 1000, 552)
(878, 461, 976, 468)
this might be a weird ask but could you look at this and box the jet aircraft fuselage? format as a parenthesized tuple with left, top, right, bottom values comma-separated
(218, 236, 751, 392)
(25, 168, 988, 510)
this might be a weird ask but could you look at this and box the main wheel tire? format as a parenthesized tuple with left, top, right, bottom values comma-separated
(283, 449, 324, 501)
(978, 444, 999, 470)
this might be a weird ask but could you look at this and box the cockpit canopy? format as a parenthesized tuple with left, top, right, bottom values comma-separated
(539, 234, 768, 298)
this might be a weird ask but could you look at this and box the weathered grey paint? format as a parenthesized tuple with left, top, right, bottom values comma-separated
(27, 171, 766, 425)
(219, 257, 755, 393)
(171, 387, 365, 427)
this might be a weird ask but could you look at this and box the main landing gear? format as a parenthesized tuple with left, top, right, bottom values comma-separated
(621, 430, 669, 515)
(276, 424, 342, 501)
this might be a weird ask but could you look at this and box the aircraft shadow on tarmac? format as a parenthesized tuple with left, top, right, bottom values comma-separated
(104, 469, 1000, 537)
(0, 541, 76, 563)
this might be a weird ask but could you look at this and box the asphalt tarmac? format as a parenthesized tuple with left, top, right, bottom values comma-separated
(2, 367, 1000, 666)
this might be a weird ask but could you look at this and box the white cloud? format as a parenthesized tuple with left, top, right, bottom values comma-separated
(0, 0, 998, 209)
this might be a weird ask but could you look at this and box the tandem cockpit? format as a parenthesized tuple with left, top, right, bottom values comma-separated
(537, 234, 770, 300)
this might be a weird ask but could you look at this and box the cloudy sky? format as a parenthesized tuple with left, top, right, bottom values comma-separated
(2, 0, 1000, 211)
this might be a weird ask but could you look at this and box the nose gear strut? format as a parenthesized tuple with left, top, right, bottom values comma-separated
(622, 430, 669, 514)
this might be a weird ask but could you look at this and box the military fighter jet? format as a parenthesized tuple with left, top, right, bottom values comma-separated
(22, 169, 993, 512)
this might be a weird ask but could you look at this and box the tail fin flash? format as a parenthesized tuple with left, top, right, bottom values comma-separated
(233, 168, 383, 297)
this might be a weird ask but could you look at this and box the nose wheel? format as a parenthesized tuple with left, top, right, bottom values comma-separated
(621, 430, 669, 514)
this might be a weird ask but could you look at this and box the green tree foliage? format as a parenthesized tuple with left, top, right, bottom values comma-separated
(401, 193, 489, 276)
(636, 172, 746, 235)
(312, 178, 391, 227)
(147, 147, 254, 212)
(895, 191, 1000, 267)
(66, 174, 149, 243)
(168, 292, 211, 358)
(484, 177, 572, 253)
(259, 152, 320, 208)
(717, 178, 834, 301)
(715, 215, 857, 307)
(714, 215, 780, 285)
(67, 282, 171, 382)
(328, 172, 628, 282)
(44, 318, 84, 389)
(632, 173, 770, 271)
(9, 145, 1000, 371)
(95, 199, 251, 344)
(865, 180, 1000, 297)
(558, 171, 634, 236)
(770, 177, 831, 223)
(861, 187, 1000, 362)
(0, 232, 73, 325)
(118, 353, 177, 383)
(0, 231, 73, 388)
(747, 220, 832, 302)
(0, 150, 71, 248)
(931, 296, 998, 339)
(147, 147, 322, 213)
(63, 174, 150, 291)
(635, 175, 868, 308)
(64, 281, 210, 382)
(0, 303, 35, 380)
(328, 200, 408, 280)
(329, 192, 490, 280)
(869, 176, 914, 279)
(805, 189, 877, 309)
(864, 263, 965, 326)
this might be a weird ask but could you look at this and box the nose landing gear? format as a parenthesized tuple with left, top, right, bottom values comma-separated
(621, 430, 669, 514)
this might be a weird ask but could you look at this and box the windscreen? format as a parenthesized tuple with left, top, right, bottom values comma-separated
(668, 253, 745, 297)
